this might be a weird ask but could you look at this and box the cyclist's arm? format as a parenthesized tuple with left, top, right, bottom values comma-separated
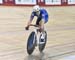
(27, 13, 34, 27)
(25, 12, 35, 30)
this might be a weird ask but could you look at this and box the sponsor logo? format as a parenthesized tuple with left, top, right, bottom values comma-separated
(15, 0, 36, 4)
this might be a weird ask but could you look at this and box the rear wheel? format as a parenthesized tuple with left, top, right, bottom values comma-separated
(39, 31, 47, 52)
(27, 32, 36, 55)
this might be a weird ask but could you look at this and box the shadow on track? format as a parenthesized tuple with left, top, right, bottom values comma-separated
(25, 52, 46, 60)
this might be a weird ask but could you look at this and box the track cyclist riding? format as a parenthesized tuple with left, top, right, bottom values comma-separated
(25, 5, 49, 55)
(26, 5, 48, 39)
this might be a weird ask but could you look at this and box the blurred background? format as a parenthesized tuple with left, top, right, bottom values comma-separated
(0, 0, 75, 60)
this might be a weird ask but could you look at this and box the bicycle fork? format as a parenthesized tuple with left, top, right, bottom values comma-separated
(34, 29, 40, 46)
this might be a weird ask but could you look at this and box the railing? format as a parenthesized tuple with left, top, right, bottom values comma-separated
(0, 0, 75, 6)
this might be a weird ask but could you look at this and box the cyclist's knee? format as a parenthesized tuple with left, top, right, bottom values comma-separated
(38, 19, 44, 32)
(39, 25, 44, 32)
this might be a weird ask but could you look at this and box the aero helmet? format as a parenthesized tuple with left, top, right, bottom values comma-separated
(33, 5, 40, 12)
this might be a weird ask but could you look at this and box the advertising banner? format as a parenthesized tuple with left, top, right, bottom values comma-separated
(15, 0, 37, 5)
(45, 0, 61, 5)
(3, 0, 15, 5)
(68, 0, 75, 4)
(0, 0, 3, 4)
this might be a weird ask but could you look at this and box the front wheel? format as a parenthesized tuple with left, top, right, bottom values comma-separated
(39, 31, 47, 52)
(27, 32, 36, 55)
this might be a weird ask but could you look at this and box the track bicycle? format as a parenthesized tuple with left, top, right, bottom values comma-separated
(26, 24, 47, 55)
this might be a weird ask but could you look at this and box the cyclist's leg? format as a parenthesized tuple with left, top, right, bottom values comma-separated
(39, 19, 44, 32)
(39, 15, 48, 39)
(36, 19, 44, 32)
(39, 19, 47, 43)
(36, 15, 48, 32)
(36, 16, 42, 25)
(36, 16, 42, 32)
(39, 16, 48, 32)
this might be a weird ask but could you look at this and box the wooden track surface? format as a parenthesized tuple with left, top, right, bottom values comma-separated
(0, 6, 75, 60)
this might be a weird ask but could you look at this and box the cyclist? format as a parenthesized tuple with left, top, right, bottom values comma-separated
(25, 5, 49, 41)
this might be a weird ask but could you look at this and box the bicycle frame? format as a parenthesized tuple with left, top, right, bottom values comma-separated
(27, 24, 47, 54)
(29, 24, 46, 45)
(33, 28, 40, 45)
(29, 24, 40, 45)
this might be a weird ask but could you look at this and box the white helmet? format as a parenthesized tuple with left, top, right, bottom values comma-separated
(33, 5, 40, 12)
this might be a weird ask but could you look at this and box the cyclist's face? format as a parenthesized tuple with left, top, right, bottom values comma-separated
(35, 11, 40, 16)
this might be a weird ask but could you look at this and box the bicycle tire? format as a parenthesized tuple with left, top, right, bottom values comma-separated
(27, 32, 36, 55)
(39, 31, 47, 52)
